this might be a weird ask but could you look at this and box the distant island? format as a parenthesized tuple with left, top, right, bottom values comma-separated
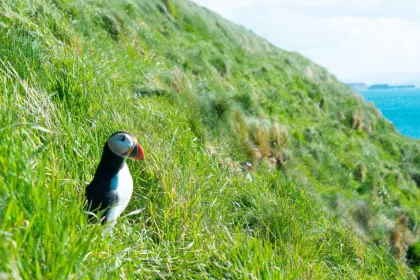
(368, 84, 416, 90)
(347, 83, 416, 91)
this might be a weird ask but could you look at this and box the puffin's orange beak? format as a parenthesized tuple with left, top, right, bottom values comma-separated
(128, 142, 144, 161)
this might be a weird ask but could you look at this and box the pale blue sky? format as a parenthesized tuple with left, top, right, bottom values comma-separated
(192, 0, 420, 83)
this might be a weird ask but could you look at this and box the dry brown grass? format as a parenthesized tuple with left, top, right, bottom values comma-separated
(170, 67, 186, 94)
(362, 123, 372, 134)
(271, 122, 288, 148)
(249, 121, 270, 158)
(391, 228, 404, 258)
(244, 141, 263, 162)
(390, 214, 416, 259)
(352, 112, 363, 130)
(230, 108, 248, 141)
(352, 201, 372, 231)
(354, 163, 367, 182)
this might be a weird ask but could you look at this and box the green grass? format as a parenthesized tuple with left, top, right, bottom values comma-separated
(0, 0, 419, 278)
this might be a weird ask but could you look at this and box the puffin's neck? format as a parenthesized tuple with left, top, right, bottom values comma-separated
(93, 144, 126, 180)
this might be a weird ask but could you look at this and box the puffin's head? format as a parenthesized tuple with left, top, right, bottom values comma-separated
(107, 131, 144, 160)
(242, 162, 252, 172)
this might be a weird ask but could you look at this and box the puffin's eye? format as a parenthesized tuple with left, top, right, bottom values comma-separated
(121, 136, 126, 142)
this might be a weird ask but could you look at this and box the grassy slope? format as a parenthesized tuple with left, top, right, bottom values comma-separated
(0, 0, 419, 278)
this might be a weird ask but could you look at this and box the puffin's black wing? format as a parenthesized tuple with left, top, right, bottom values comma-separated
(86, 178, 118, 222)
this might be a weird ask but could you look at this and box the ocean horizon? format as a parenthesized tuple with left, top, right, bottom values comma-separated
(358, 87, 420, 139)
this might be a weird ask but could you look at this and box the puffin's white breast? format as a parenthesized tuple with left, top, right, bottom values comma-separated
(106, 162, 133, 224)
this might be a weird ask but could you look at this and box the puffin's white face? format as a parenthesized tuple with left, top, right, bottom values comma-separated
(242, 162, 252, 172)
(107, 132, 144, 160)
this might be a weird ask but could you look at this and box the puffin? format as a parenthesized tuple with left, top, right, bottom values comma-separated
(241, 162, 253, 181)
(86, 131, 144, 231)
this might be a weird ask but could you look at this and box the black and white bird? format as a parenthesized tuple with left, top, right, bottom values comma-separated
(241, 162, 253, 181)
(86, 131, 144, 231)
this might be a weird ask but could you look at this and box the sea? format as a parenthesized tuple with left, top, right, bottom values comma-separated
(358, 88, 420, 139)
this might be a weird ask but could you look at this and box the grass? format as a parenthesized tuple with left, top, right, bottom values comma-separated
(0, 0, 419, 278)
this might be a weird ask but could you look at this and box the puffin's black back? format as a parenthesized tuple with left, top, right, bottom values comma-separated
(86, 143, 125, 220)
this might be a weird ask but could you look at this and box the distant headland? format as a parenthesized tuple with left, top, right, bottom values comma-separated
(367, 84, 416, 90)
(347, 83, 416, 91)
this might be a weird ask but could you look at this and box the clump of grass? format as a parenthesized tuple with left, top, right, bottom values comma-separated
(354, 163, 367, 182)
(234, 91, 257, 114)
(248, 119, 271, 158)
(162, 0, 177, 17)
(410, 172, 420, 188)
(100, 13, 123, 40)
(390, 214, 415, 259)
(168, 67, 190, 95)
(351, 200, 372, 231)
(391, 227, 405, 258)
(362, 122, 373, 134)
(407, 242, 420, 270)
(210, 56, 229, 77)
(352, 111, 363, 130)
(134, 86, 167, 97)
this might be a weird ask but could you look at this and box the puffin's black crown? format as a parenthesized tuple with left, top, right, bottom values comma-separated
(109, 131, 133, 138)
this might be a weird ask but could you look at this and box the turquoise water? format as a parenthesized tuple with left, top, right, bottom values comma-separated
(359, 88, 420, 139)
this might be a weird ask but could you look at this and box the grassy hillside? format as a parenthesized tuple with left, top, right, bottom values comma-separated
(1, 0, 419, 278)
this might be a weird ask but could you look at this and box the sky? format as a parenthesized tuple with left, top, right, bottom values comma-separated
(192, 0, 420, 84)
